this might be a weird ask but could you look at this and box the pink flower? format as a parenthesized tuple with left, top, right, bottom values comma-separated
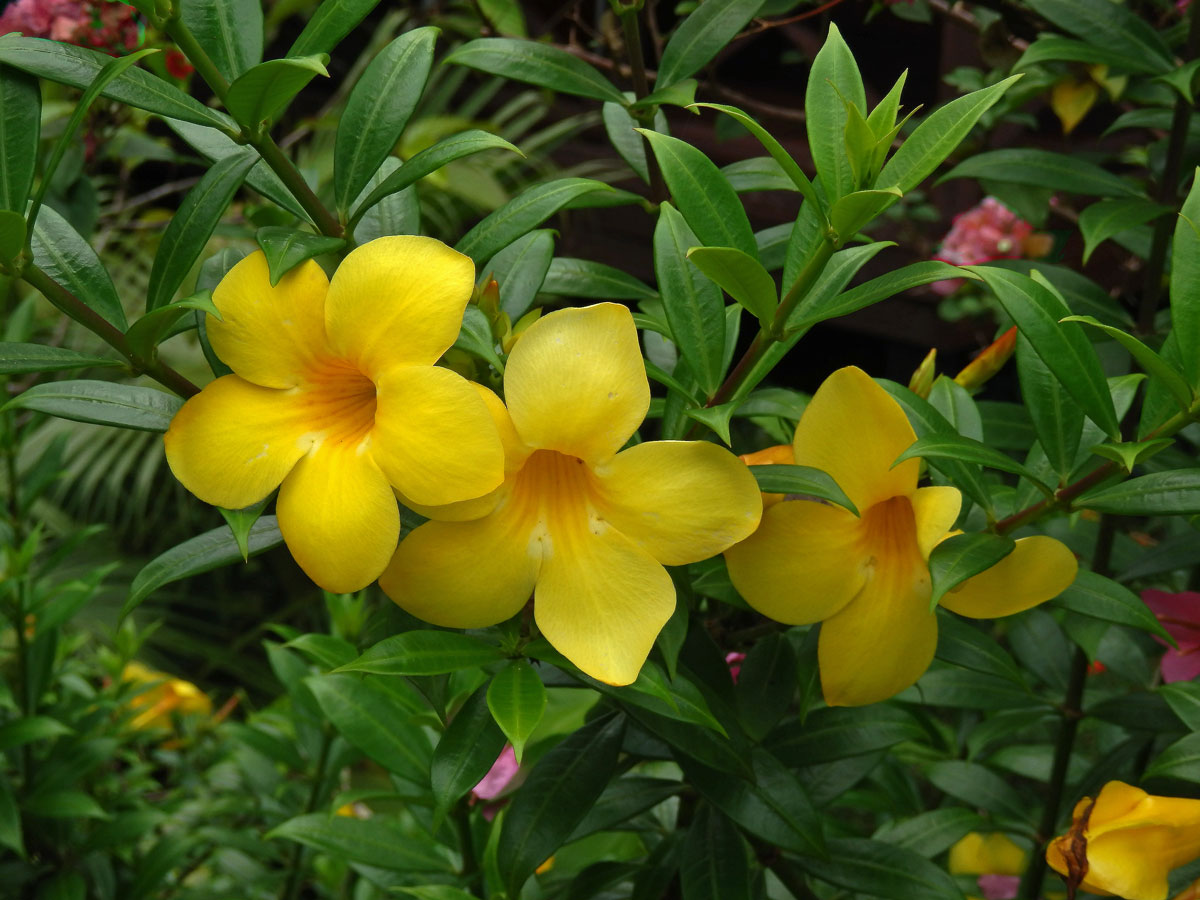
(725, 651, 746, 684)
(471, 745, 519, 819)
(0, 0, 140, 52)
(931, 197, 1036, 296)
(1142, 590, 1200, 683)
(978, 874, 1021, 899)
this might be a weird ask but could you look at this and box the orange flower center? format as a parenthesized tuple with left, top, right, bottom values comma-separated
(301, 359, 378, 447)
(508, 449, 600, 556)
(859, 495, 927, 589)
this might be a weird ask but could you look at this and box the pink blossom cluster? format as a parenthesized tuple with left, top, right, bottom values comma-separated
(0, 0, 140, 52)
(1142, 590, 1200, 683)
(932, 197, 1035, 296)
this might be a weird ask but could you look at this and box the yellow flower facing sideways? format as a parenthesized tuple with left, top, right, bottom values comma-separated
(121, 661, 212, 731)
(164, 237, 505, 593)
(379, 303, 762, 685)
(724, 366, 1078, 707)
(1047, 781, 1200, 900)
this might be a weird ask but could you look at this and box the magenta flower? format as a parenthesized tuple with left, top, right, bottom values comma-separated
(725, 651, 746, 684)
(471, 745, 520, 819)
(1142, 590, 1200, 683)
(0, 0, 140, 52)
(931, 197, 1036, 296)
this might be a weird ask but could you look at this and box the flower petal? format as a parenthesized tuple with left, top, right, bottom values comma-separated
(378, 506, 539, 628)
(277, 442, 399, 593)
(1085, 825, 1179, 900)
(940, 536, 1077, 619)
(912, 486, 962, 557)
(724, 500, 868, 626)
(593, 440, 762, 565)
(1161, 646, 1200, 683)
(535, 519, 674, 685)
(164, 374, 311, 509)
(207, 251, 331, 389)
(792, 366, 919, 511)
(504, 304, 650, 463)
(324, 236, 474, 377)
(371, 364, 505, 506)
(818, 555, 937, 706)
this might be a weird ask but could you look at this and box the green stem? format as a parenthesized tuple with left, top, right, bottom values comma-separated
(620, 8, 668, 203)
(280, 729, 335, 900)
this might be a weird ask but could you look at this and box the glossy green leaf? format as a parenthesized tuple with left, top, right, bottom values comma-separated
(478, 0, 527, 35)
(0, 715, 72, 751)
(768, 705, 926, 764)
(283, 633, 357, 671)
(336, 630, 504, 675)
(444, 38, 626, 104)
(877, 75, 1019, 193)
(430, 684, 507, 824)
(680, 805, 752, 900)
(0, 65, 38, 211)
(351, 157, 418, 243)
(0, 210, 23, 262)
(687, 246, 776, 326)
(454, 305, 504, 371)
(805, 23, 865, 201)
(1062, 315, 1192, 411)
(734, 636, 794, 740)
(634, 77, 698, 110)
(268, 813, 452, 872)
(542, 257, 657, 301)
(798, 837, 970, 899)
(940, 149, 1141, 198)
(335, 27, 438, 214)
(288, 0, 381, 57)
(486, 660, 546, 763)
(1023, 0, 1173, 74)
(1016, 332, 1082, 483)
(0, 342, 119, 375)
(180, 0, 262, 82)
(145, 150, 257, 310)
(485, 229, 554, 321)
(455, 178, 612, 264)
(1091, 438, 1174, 472)
(935, 613, 1026, 685)
(125, 290, 222, 360)
(657, 0, 765, 87)
(1162, 682, 1200, 731)
(969, 266, 1118, 438)
(1079, 198, 1168, 263)
(722, 157, 798, 193)
(894, 433, 1053, 495)
(639, 129, 758, 258)
(927, 533, 1016, 609)
(747, 464, 857, 514)
(225, 55, 328, 128)
(498, 713, 625, 896)
(1053, 570, 1171, 642)
(829, 188, 902, 243)
(1145, 732, 1200, 784)
(255, 227, 345, 286)
(1016, 34, 1163, 75)
(124, 517, 282, 620)
(569, 777, 683, 842)
(874, 808, 982, 858)
(5, 380, 180, 431)
(794, 260, 971, 330)
(1172, 170, 1200, 387)
(927, 760, 1030, 822)
(1078, 470, 1200, 516)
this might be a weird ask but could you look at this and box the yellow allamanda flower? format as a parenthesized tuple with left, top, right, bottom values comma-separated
(1047, 781, 1200, 900)
(724, 366, 1077, 707)
(379, 303, 762, 685)
(121, 661, 212, 731)
(164, 237, 505, 593)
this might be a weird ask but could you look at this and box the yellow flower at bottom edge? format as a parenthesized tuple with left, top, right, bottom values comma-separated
(378, 303, 763, 686)
(163, 237, 504, 593)
(724, 366, 1078, 707)
(949, 831, 1027, 877)
(1047, 781, 1200, 900)
(122, 661, 212, 731)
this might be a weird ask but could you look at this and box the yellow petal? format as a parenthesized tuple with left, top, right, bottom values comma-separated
(207, 251, 332, 389)
(164, 375, 311, 510)
(594, 440, 762, 565)
(724, 500, 868, 625)
(1086, 825, 1178, 900)
(792, 366, 919, 512)
(940, 536, 1078, 618)
(948, 832, 1027, 876)
(277, 442, 399, 593)
(912, 486, 962, 557)
(378, 506, 539, 628)
(371, 364, 505, 507)
(504, 303, 650, 463)
(324, 236, 475, 377)
(535, 519, 674, 685)
(818, 552, 936, 706)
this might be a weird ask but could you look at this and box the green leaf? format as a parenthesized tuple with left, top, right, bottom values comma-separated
(255, 227, 345, 286)
(1016, 332, 1082, 483)
(30, 204, 125, 329)
(1023, 0, 1173, 74)
(747, 464, 857, 514)
(768, 705, 926, 764)
(796, 837, 968, 900)
(969, 266, 1119, 438)
(478, 0, 527, 35)
(351, 157, 418, 243)
(0, 715, 72, 751)
(486, 229, 554, 321)
(1091, 437, 1174, 471)
(639, 130, 758, 258)
(1172, 170, 1200, 387)
(0, 210, 23, 262)
(0, 342, 120, 375)
(935, 613, 1026, 685)
(350, 130, 522, 225)
(497, 713, 625, 896)
(486, 660, 546, 763)
(542, 257, 657, 301)
(283, 633, 357, 671)
(926, 760, 1030, 822)
(454, 305, 504, 371)
(1053, 570, 1171, 642)
(684, 403, 737, 445)
(307, 673, 432, 784)
(657, 0, 765, 87)
(267, 813, 452, 872)
(430, 684, 507, 825)
(180, 0, 262, 82)
(1061, 315, 1192, 411)
(877, 75, 1019, 193)
(336, 630, 504, 675)
(217, 496, 270, 562)
(633, 77, 698, 109)
(0, 35, 233, 131)
(1162, 682, 1200, 731)
(0, 65, 38, 212)
(805, 23, 865, 201)
(1016, 34, 1164, 75)
(1145, 732, 1200, 784)
(940, 149, 1141, 198)
(125, 290, 222, 360)
(288, 0, 381, 57)
(1079, 470, 1200, 516)
(146, 150, 258, 311)
(334, 27, 438, 214)
(1079, 198, 1169, 263)
(24, 790, 108, 819)
(444, 38, 626, 104)
(4, 380, 180, 431)
(455, 178, 613, 264)
(722, 156, 800, 193)
(680, 805, 752, 900)
(927, 533, 1015, 609)
(686, 246, 777, 326)
(894, 433, 1054, 495)
(828, 188, 902, 244)
(794, 260, 972, 330)
(570, 777, 682, 842)
(0, 775, 21, 857)
(124, 517, 282, 620)
(873, 808, 982, 858)
(225, 55, 328, 128)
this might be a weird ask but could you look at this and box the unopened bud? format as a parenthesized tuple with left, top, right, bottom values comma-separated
(954, 326, 1016, 390)
(908, 348, 937, 399)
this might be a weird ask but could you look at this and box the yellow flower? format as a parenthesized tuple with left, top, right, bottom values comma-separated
(164, 237, 505, 593)
(121, 661, 212, 731)
(1047, 781, 1200, 900)
(949, 832, 1027, 877)
(379, 303, 762, 685)
(724, 366, 1077, 706)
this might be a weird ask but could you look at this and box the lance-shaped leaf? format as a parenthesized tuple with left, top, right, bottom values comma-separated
(334, 27, 438, 214)
(1079, 198, 1169, 263)
(226, 55, 328, 128)
(747, 464, 857, 515)
(256, 227, 345, 286)
(485, 229, 554, 321)
(680, 805, 753, 900)
(797, 837, 965, 900)
(1172, 170, 1200, 387)
(454, 305, 504, 372)
(829, 188, 902, 244)
(632, 78, 698, 110)
(1015, 332, 1082, 483)
(893, 433, 1054, 496)
(795, 260, 972, 331)
(1078, 470, 1200, 516)
(336, 631, 504, 675)
(444, 38, 626, 104)
(5, 380, 181, 432)
(940, 148, 1142, 198)
(288, 0, 381, 57)
(686, 246, 776, 327)
(1016, 34, 1164, 74)
(1091, 438, 1174, 472)
(542, 257, 657, 301)
(1053, 570, 1172, 641)
(486, 660, 546, 763)
(0, 65, 38, 212)
(267, 814, 452, 872)
(180, 0, 263, 82)
(429, 684, 507, 826)
(126, 290, 222, 360)
(926, 533, 1016, 609)
(0, 211, 23, 264)
(0, 343, 120, 375)
(805, 23, 865, 202)
(1061, 315, 1193, 411)
(146, 150, 257, 311)
(1023, 0, 1173, 74)
(657, 0, 765, 87)
(30, 205, 125, 329)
